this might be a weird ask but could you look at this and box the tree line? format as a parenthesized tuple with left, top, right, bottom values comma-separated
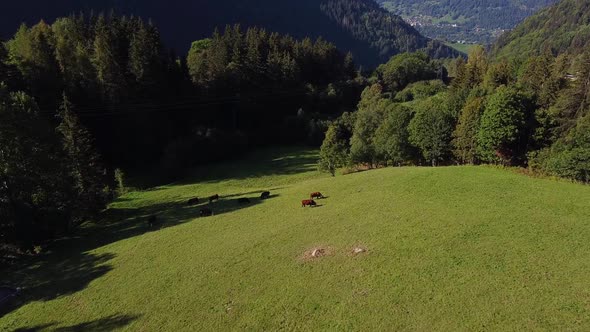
(319, 48, 589, 183)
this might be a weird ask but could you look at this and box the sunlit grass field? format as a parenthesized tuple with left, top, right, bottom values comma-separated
(2, 147, 590, 331)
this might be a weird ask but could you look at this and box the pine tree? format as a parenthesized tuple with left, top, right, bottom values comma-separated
(92, 15, 125, 103)
(57, 94, 107, 224)
(129, 19, 163, 95)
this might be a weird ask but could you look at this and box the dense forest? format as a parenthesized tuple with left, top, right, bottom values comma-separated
(377, 0, 556, 43)
(0, 13, 365, 249)
(492, 0, 590, 61)
(0, 0, 460, 68)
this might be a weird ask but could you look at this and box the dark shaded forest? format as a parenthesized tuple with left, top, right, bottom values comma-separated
(0, 13, 365, 249)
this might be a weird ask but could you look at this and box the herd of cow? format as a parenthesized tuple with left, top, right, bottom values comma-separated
(147, 190, 325, 227)
(302, 192, 325, 207)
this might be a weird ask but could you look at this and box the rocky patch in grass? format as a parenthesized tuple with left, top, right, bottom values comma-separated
(300, 246, 332, 262)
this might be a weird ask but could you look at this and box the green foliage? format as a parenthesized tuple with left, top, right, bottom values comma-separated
(374, 104, 415, 165)
(531, 115, 590, 183)
(408, 95, 455, 166)
(453, 96, 485, 164)
(187, 25, 353, 92)
(349, 85, 388, 165)
(5, 22, 62, 106)
(394, 79, 446, 102)
(0, 87, 74, 244)
(376, 52, 444, 92)
(477, 86, 532, 164)
(114, 168, 126, 196)
(319, 114, 356, 175)
(483, 60, 516, 90)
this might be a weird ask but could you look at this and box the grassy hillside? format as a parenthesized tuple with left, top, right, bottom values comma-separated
(445, 42, 479, 54)
(2, 148, 590, 330)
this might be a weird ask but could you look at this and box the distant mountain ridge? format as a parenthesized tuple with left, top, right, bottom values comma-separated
(492, 0, 590, 60)
(0, 0, 460, 68)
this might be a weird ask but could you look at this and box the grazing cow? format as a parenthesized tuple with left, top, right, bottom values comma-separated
(209, 194, 220, 203)
(260, 191, 271, 199)
(187, 197, 200, 205)
(310, 192, 324, 199)
(147, 215, 157, 227)
(238, 197, 251, 204)
(302, 199, 317, 207)
(200, 208, 213, 217)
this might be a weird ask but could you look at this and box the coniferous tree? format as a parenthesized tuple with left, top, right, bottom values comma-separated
(92, 15, 125, 103)
(56, 94, 108, 224)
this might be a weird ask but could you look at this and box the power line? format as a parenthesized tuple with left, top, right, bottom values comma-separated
(36, 89, 310, 118)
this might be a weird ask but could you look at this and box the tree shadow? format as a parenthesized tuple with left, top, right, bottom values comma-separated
(1, 252, 114, 319)
(129, 147, 319, 189)
(0, 192, 280, 318)
(12, 314, 139, 332)
(1, 148, 313, 320)
(219, 188, 284, 199)
(53, 314, 140, 332)
(184, 148, 318, 185)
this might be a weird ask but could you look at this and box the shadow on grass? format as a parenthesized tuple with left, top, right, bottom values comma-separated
(12, 314, 139, 332)
(1, 252, 114, 319)
(1, 148, 313, 320)
(1, 193, 279, 319)
(129, 147, 319, 189)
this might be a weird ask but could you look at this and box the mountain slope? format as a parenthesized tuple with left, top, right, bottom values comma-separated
(492, 0, 590, 60)
(376, 0, 556, 44)
(0, 0, 460, 68)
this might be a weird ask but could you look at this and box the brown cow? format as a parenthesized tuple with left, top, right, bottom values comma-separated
(302, 199, 317, 207)
(310, 192, 324, 199)
(187, 197, 200, 205)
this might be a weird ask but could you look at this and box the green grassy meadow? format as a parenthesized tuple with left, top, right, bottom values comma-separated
(2, 148, 590, 331)
(445, 42, 479, 54)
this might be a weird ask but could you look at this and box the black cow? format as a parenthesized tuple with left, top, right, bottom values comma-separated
(200, 208, 213, 217)
(147, 215, 157, 227)
(209, 194, 220, 203)
(260, 191, 271, 199)
(238, 197, 251, 204)
(187, 197, 200, 205)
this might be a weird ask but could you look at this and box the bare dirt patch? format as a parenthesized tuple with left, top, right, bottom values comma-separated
(350, 245, 368, 256)
(299, 246, 333, 262)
